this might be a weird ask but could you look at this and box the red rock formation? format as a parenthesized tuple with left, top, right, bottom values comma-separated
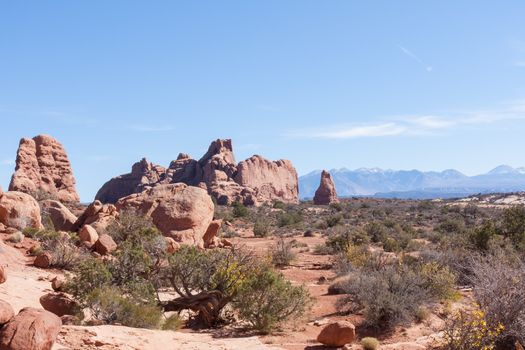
(71, 200, 118, 232)
(235, 155, 299, 204)
(95, 139, 299, 206)
(40, 200, 77, 231)
(9, 135, 79, 202)
(0, 191, 43, 230)
(0, 307, 62, 350)
(313, 170, 338, 205)
(95, 158, 165, 204)
(39, 293, 79, 317)
(94, 234, 117, 255)
(116, 183, 214, 247)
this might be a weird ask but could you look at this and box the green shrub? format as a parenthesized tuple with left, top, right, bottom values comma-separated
(253, 217, 271, 237)
(66, 258, 112, 304)
(85, 287, 162, 329)
(273, 200, 286, 210)
(234, 266, 311, 333)
(470, 221, 498, 251)
(232, 201, 250, 218)
(502, 206, 525, 248)
(361, 337, 380, 350)
(419, 262, 458, 301)
(277, 211, 303, 227)
(326, 214, 343, 227)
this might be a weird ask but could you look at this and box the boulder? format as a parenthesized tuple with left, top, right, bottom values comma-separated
(0, 266, 5, 284)
(40, 200, 77, 231)
(94, 234, 117, 255)
(0, 307, 62, 350)
(0, 191, 43, 230)
(78, 225, 99, 248)
(116, 183, 214, 247)
(313, 170, 338, 205)
(208, 181, 257, 206)
(234, 155, 299, 204)
(51, 276, 65, 292)
(0, 300, 14, 326)
(95, 158, 166, 204)
(8, 135, 79, 202)
(71, 200, 118, 232)
(317, 321, 356, 347)
(203, 219, 222, 248)
(34, 252, 52, 268)
(39, 293, 79, 317)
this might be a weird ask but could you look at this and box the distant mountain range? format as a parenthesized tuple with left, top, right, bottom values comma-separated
(299, 165, 525, 200)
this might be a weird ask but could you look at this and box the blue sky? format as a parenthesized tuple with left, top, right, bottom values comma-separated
(1, 1, 525, 201)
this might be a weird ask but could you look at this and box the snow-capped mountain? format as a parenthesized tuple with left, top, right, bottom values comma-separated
(299, 165, 525, 199)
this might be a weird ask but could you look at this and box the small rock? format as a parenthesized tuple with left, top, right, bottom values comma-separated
(40, 292, 80, 317)
(79, 224, 99, 249)
(317, 321, 356, 347)
(34, 252, 52, 268)
(94, 234, 117, 255)
(51, 276, 66, 292)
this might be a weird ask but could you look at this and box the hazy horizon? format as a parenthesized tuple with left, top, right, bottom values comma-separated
(2, 1, 525, 201)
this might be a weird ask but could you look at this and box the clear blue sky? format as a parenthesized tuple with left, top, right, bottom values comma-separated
(1, 1, 525, 201)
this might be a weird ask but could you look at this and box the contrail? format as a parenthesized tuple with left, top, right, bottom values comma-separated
(398, 45, 433, 72)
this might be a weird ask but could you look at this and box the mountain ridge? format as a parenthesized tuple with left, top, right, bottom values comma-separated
(299, 165, 525, 199)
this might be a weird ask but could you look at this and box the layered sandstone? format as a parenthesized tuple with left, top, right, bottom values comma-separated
(95, 139, 299, 206)
(9, 135, 79, 202)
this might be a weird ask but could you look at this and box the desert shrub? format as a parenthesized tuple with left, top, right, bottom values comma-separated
(162, 314, 184, 330)
(415, 306, 431, 322)
(502, 206, 525, 248)
(325, 230, 352, 254)
(270, 237, 296, 267)
(468, 254, 525, 347)
(7, 231, 24, 243)
(85, 287, 162, 329)
(66, 258, 113, 304)
(339, 265, 429, 329)
(436, 218, 465, 234)
(442, 308, 503, 350)
(273, 200, 286, 210)
(326, 214, 343, 227)
(361, 337, 380, 350)
(277, 210, 303, 227)
(49, 237, 89, 270)
(418, 262, 458, 301)
(469, 221, 498, 251)
(232, 201, 250, 218)
(234, 266, 311, 333)
(364, 222, 387, 243)
(253, 217, 271, 237)
(330, 202, 344, 212)
(333, 244, 373, 274)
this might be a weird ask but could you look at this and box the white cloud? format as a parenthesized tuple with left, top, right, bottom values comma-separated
(287, 99, 525, 140)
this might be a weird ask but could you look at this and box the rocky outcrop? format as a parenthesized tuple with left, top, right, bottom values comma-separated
(71, 200, 118, 233)
(95, 139, 299, 206)
(40, 200, 77, 231)
(0, 191, 43, 230)
(34, 252, 52, 268)
(95, 158, 166, 204)
(317, 321, 356, 347)
(116, 183, 214, 247)
(0, 307, 62, 350)
(0, 300, 14, 326)
(313, 170, 338, 205)
(9, 135, 79, 202)
(234, 155, 298, 204)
